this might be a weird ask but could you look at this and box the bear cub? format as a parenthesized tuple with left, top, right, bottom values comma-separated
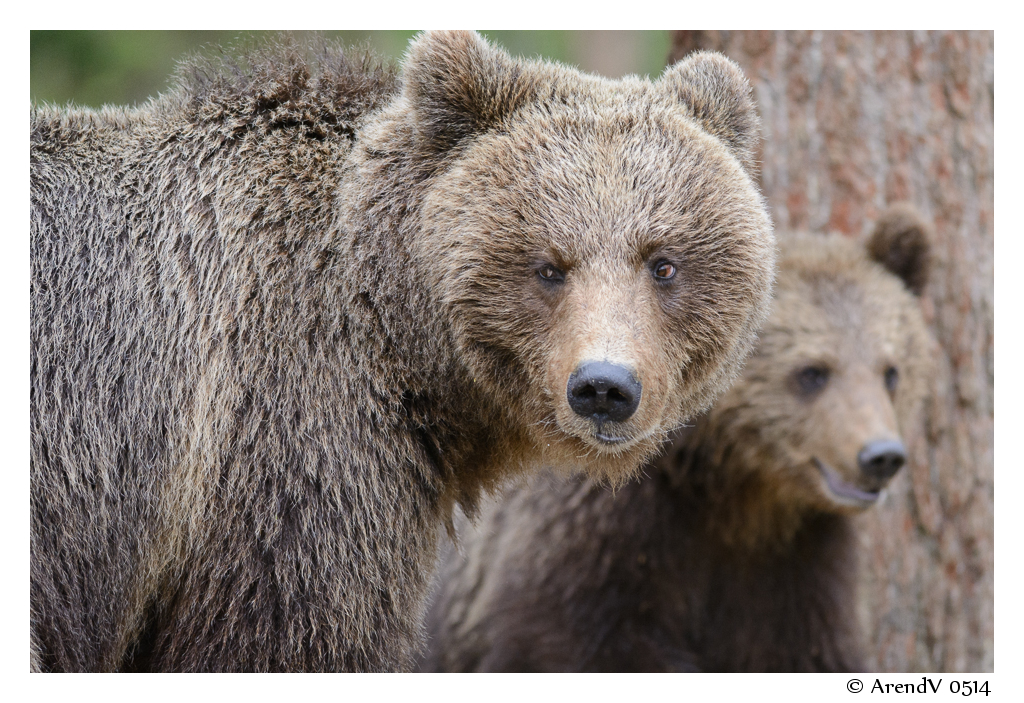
(31, 32, 774, 671)
(419, 204, 933, 672)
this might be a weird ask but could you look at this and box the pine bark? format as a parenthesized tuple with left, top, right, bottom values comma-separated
(668, 31, 993, 672)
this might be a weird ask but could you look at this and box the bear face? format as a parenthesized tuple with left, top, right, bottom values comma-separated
(691, 217, 932, 524)
(403, 32, 775, 479)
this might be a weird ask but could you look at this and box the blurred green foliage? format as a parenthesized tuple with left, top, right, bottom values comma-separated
(31, 31, 673, 109)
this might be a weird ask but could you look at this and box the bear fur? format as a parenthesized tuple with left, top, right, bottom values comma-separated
(30, 32, 775, 672)
(419, 204, 933, 672)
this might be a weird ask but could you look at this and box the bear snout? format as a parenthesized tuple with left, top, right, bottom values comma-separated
(566, 361, 642, 427)
(857, 438, 907, 482)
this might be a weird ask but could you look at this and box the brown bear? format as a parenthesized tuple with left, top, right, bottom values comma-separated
(418, 204, 933, 672)
(30, 32, 775, 671)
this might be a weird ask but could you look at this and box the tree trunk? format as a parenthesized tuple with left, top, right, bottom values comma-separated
(668, 31, 993, 673)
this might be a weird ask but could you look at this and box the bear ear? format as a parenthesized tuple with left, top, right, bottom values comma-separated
(401, 30, 538, 154)
(661, 51, 761, 174)
(867, 202, 933, 296)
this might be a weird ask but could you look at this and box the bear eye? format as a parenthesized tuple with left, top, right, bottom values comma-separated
(794, 365, 830, 397)
(652, 260, 677, 280)
(536, 263, 565, 284)
(884, 366, 899, 393)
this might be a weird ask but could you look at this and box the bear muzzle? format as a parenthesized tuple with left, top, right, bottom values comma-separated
(813, 437, 907, 509)
(857, 438, 906, 481)
(566, 361, 642, 443)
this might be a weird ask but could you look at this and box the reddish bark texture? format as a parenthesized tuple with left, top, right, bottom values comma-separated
(669, 31, 993, 672)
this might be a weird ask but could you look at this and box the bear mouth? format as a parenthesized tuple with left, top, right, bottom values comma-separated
(591, 419, 634, 446)
(813, 458, 881, 507)
(594, 431, 630, 445)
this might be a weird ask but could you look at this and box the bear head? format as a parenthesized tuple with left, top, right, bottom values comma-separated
(402, 31, 775, 480)
(694, 204, 933, 519)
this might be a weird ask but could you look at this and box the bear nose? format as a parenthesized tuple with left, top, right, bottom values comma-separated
(857, 439, 906, 481)
(567, 361, 641, 423)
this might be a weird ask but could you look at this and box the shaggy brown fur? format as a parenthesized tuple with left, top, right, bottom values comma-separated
(419, 205, 933, 672)
(30, 32, 775, 671)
